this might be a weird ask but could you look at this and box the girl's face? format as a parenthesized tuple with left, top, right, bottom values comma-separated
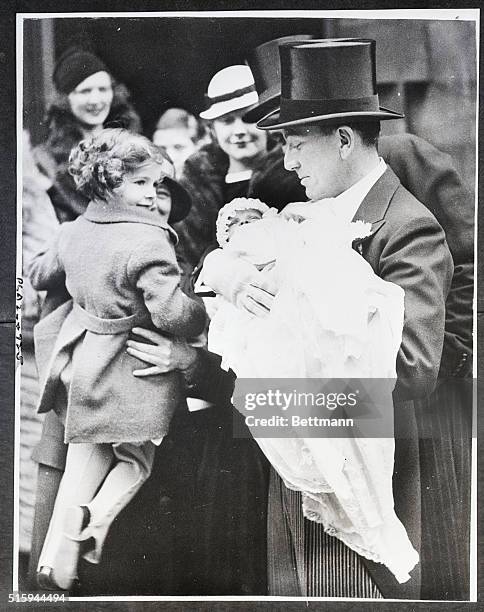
(113, 162, 171, 220)
(68, 71, 114, 128)
(212, 109, 267, 165)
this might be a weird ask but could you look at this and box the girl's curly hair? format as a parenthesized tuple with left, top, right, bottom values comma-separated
(69, 128, 168, 200)
(43, 79, 142, 171)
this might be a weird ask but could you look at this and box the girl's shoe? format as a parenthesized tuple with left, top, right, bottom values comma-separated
(50, 505, 91, 590)
(37, 566, 59, 591)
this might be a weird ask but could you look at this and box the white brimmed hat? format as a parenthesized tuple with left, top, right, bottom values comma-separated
(200, 65, 259, 120)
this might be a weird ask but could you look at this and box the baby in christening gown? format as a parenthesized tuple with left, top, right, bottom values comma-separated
(200, 197, 419, 583)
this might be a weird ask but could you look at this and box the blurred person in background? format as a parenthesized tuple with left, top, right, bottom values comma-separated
(33, 46, 141, 224)
(175, 64, 271, 271)
(19, 130, 60, 587)
(164, 64, 274, 595)
(152, 107, 208, 177)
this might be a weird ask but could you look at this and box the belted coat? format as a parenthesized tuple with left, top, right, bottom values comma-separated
(29, 201, 206, 444)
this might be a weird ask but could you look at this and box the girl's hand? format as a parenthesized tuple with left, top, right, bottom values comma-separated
(127, 327, 197, 377)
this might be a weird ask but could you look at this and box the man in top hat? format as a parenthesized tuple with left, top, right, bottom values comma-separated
(243, 35, 473, 600)
(204, 38, 454, 599)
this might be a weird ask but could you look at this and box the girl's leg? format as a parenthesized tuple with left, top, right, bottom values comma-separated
(28, 409, 67, 591)
(38, 443, 114, 589)
(38, 441, 155, 588)
(81, 441, 156, 564)
(29, 463, 64, 591)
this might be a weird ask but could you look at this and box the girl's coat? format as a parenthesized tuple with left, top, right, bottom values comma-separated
(30, 201, 206, 443)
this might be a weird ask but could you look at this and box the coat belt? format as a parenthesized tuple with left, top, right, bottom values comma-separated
(72, 302, 144, 334)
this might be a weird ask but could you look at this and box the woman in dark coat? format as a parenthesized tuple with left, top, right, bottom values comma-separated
(174, 64, 305, 273)
(33, 46, 141, 224)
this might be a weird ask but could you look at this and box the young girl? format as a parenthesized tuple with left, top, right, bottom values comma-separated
(29, 128, 206, 590)
(199, 197, 419, 583)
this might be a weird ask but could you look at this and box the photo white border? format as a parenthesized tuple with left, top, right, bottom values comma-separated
(15, 8, 480, 603)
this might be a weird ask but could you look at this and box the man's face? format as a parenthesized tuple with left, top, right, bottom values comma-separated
(283, 126, 344, 200)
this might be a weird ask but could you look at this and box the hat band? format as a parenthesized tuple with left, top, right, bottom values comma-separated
(279, 94, 380, 121)
(205, 83, 256, 107)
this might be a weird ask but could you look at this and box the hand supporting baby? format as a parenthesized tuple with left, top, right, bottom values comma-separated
(201, 248, 277, 317)
(199, 197, 282, 317)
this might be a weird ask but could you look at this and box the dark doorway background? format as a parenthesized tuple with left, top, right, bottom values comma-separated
(53, 17, 329, 137)
(22, 15, 476, 192)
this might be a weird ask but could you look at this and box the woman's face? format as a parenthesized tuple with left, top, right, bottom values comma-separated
(68, 71, 114, 128)
(212, 109, 267, 165)
(155, 180, 173, 222)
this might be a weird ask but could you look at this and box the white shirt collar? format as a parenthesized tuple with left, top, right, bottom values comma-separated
(327, 158, 387, 223)
(225, 169, 253, 184)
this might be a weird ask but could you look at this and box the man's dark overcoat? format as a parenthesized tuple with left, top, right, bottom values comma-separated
(350, 166, 453, 597)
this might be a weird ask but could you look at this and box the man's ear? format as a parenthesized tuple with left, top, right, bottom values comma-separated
(337, 126, 355, 160)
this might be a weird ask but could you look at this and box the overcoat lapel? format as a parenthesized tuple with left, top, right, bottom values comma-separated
(351, 168, 400, 252)
(353, 167, 400, 224)
(348, 168, 422, 598)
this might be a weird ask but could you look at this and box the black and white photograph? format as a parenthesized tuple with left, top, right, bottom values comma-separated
(12, 8, 477, 605)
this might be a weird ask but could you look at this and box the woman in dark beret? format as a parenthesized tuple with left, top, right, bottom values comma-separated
(33, 46, 141, 223)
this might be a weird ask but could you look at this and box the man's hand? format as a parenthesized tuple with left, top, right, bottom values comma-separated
(201, 248, 277, 317)
(236, 276, 276, 317)
(127, 327, 197, 377)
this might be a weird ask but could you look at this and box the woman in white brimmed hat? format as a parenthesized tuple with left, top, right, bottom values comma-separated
(175, 64, 269, 269)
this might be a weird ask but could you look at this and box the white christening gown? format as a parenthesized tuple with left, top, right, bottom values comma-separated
(206, 202, 419, 583)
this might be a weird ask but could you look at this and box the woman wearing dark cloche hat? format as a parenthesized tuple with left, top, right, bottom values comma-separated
(33, 46, 141, 224)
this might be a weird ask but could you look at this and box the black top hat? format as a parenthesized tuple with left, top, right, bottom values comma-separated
(243, 34, 315, 123)
(243, 36, 366, 123)
(257, 39, 403, 130)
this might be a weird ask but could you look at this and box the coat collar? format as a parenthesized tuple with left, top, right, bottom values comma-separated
(84, 200, 179, 244)
(351, 167, 400, 244)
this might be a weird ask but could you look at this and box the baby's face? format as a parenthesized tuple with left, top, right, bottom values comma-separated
(226, 208, 263, 240)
